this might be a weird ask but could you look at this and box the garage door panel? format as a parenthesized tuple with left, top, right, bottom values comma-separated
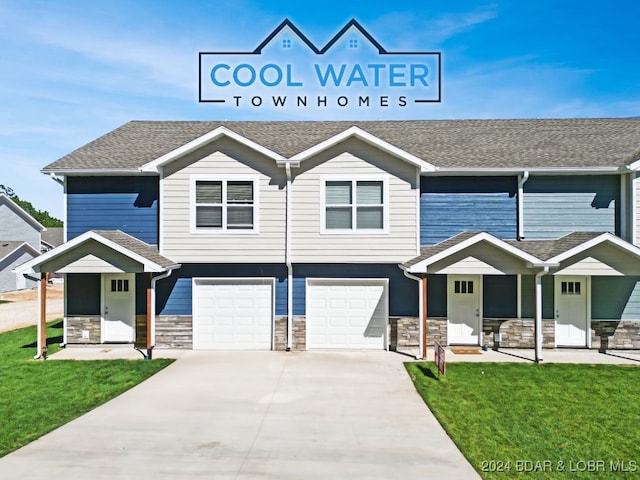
(307, 280, 387, 350)
(194, 280, 273, 350)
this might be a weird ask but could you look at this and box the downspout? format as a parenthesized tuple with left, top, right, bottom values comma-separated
(534, 266, 549, 363)
(285, 163, 293, 351)
(403, 269, 424, 360)
(517, 171, 530, 240)
(145, 269, 173, 359)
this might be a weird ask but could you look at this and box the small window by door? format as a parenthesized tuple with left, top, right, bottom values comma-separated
(454, 280, 474, 294)
(561, 281, 581, 295)
(111, 279, 129, 292)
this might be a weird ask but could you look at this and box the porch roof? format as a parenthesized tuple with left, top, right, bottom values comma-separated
(14, 230, 180, 276)
(402, 231, 640, 276)
(402, 232, 546, 275)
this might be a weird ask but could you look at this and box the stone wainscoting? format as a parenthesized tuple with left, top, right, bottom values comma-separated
(482, 318, 555, 349)
(66, 316, 101, 344)
(427, 317, 447, 346)
(591, 320, 640, 350)
(155, 315, 192, 349)
(389, 317, 420, 355)
(274, 316, 306, 351)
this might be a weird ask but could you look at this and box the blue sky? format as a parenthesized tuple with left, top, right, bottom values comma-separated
(1, 0, 638, 219)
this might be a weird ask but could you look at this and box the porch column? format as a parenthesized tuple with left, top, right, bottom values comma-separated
(146, 278, 153, 351)
(36, 273, 48, 359)
(422, 274, 428, 360)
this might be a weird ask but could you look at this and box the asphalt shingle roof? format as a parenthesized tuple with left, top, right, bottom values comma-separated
(92, 230, 179, 269)
(402, 231, 608, 268)
(42, 118, 640, 172)
(0, 241, 32, 259)
(41, 228, 64, 248)
(504, 232, 604, 260)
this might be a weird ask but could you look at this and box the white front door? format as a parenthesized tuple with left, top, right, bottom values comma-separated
(555, 276, 588, 347)
(447, 275, 481, 345)
(103, 273, 135, 343)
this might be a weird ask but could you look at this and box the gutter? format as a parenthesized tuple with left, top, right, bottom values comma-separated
(42, 168, 150, 176)
(517, 171, 530, 240)
(285, 163, 293, 351)
(431, 166, 625, 175)
(49, 173, 64, 186)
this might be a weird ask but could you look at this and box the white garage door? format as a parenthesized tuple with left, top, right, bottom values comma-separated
(306, 279, 387, 349)
(193, 278, 273, 350)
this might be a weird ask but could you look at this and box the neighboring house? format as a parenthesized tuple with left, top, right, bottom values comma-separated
(41, 227, 64, 252)
(15, 119, 640, 357)
(0, 194, 45, 292)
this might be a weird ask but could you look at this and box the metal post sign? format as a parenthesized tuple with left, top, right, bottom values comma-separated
(199, 19, 441, 113)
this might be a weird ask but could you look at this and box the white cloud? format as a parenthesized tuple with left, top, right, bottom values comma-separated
(369, 4, 499, 49)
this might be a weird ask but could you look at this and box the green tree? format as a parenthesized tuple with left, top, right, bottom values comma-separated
(0, 184, 63, 227)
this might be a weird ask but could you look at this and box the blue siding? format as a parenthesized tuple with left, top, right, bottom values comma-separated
(521, 275, 554, 319)
(523, 175, 619, 239)
(292, 264, 418, 317)
(426, 275, 517, 318)
(292, 277, 306, 316)
(274, 278, 288, 316)
(67, 177, 158, 244)
(160, 278, 193, 315)
(483, 276, 517, 318)
(66, 274, 101, 315)
(156, 264, 288, 316)
(592, 277, 640, 320)
(420, 176, 517, 245)
(427, 274, 447, 317)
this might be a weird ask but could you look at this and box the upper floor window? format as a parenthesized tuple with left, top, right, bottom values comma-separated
(193, 178, 256, 232)
(324, 179, 385, 231)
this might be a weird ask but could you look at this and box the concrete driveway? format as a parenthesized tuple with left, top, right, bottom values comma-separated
(0, 351, 479, 479)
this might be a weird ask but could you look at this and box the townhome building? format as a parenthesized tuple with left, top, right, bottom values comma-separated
(0, 194, 44, 292)
(16, 119, 640, 359)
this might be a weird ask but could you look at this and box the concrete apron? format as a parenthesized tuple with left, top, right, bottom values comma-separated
(0, 351, 479, 480)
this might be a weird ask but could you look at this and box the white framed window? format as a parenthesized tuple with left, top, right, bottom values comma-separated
(453, 280, 474, 295)
(561, 281, 581, 295)
(321, 178, 387, 233)
(191, 176, 259, 233)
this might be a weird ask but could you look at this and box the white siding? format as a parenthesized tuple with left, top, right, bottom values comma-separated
(634, 172, 640, 245)
(436, 256, 507, 275)
(428, 243, 532, 275)
(162, 139, 286, 262)
(555, 256, 624, 276)
(291, 139, 418, 262)
(57, 254, 127, 274)
(556, 243, 640, 277)
(0, 248, 38, 292)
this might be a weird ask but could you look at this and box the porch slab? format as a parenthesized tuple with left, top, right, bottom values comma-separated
(48, 346, 187, 361)
(425, 347, 640, 364)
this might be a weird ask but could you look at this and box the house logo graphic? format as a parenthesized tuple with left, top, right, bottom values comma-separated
(199, 19, 441, 111)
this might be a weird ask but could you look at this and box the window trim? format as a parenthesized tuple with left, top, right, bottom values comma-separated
(190, 175, 260, 234)
(320, 175, 389, 234)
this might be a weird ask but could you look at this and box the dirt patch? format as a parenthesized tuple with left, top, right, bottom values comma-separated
(0, 283, 64, 333)
(1, 283, 64, 302)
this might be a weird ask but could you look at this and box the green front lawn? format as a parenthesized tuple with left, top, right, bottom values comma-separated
(0, 321, 173, 457)
(406, 362, 640, 479)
